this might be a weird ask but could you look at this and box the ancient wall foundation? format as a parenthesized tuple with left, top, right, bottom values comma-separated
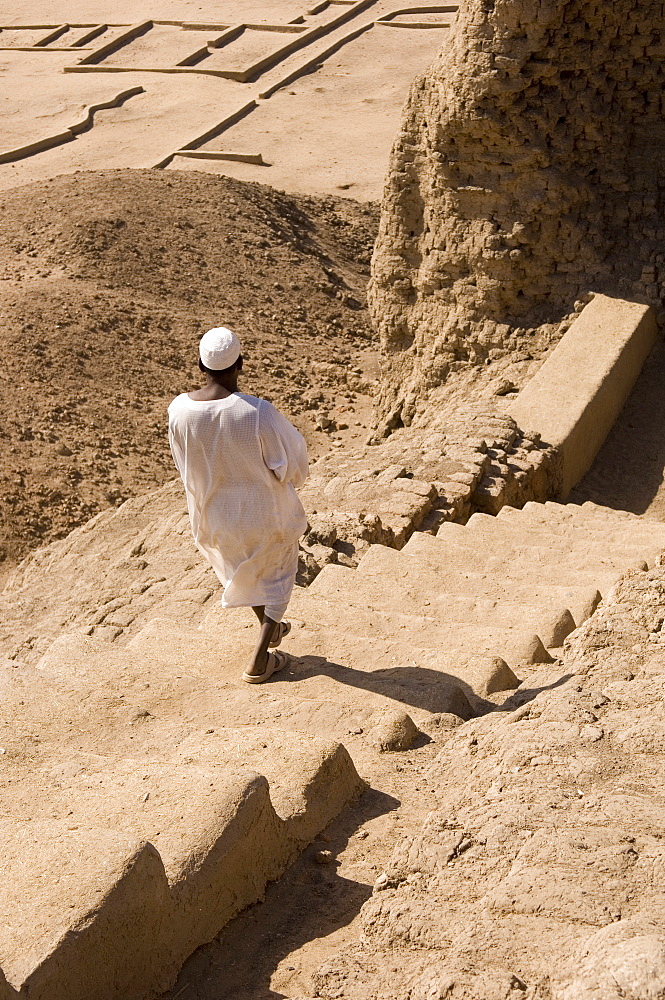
(370, 0, 665, 432)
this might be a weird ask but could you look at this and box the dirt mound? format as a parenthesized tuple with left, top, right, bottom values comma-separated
(0, 169, 379, 567)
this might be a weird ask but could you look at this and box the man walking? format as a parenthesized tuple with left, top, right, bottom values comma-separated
(168, 327, 309, 683)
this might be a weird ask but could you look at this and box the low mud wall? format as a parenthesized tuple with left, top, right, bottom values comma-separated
(508, 295, 657, 498)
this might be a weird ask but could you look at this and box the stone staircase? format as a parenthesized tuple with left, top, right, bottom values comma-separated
(2, 500, 665, 999)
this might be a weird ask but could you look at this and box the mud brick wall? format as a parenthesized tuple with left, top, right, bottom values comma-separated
(370, 0, 665, 432)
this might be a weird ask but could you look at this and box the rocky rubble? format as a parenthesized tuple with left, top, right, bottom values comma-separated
(370, 0, 665, 431)
(300, 404, 559, 577)
(312, 560, 665, 1000)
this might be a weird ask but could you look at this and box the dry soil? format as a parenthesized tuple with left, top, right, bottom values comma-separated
(0, 168, 379, 570)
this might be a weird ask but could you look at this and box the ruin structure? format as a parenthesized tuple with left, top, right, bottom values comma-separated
(370, 0, 665, 432)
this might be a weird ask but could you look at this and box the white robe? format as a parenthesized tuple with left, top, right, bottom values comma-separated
(168, 392, 309, 610)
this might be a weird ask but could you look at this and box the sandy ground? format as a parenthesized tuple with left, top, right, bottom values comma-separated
(6, 0, 312, 20)
(177, 20, 451, 200)
(1, 2, 455, 200)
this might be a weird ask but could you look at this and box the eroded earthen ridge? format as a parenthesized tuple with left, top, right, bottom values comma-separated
(370, 0, 665, 431)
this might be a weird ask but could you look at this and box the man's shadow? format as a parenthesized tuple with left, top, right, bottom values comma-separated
(283, 653, 574, 719)
(285, 653, 493, 717)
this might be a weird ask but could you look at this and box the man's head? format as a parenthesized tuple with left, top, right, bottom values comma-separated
(198, 327, 243, 381)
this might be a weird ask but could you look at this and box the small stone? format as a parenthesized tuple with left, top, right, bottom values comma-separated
(493, 378, 516, 396)
(373, 873, 389, 890)
(314, 850, 334, 865)
(375, 464, 407, 484)
(356, 829, 369, 839)
(580, 724, 604, 742)
(486, 781, 503, 800)
(349, 727, 363, 735)
(464, 655, 519, 695)
(369, 709, 419, 752)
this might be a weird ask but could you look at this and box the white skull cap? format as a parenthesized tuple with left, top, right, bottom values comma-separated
(199, 327, 241, 370)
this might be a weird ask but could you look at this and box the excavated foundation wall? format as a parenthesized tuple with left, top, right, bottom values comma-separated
(370, 0, 665, 432)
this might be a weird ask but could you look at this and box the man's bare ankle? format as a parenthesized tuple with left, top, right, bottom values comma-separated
(247, 651, 269, 674)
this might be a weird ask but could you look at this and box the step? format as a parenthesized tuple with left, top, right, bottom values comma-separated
(0, 718, 361, 858)
(34, 624, 477, 728)
(422, 526, 654, 573)
(207, 596, 522, 703)
(499, 501, 653, 526)
(422, 522, 661, 568)
(38, 615, 484, 727)
(3, 658, 364, 847)
(2, 655, 364, 833)
(32, 634, 381, 753)
(464, 511, 665, 549)
(127, 602, 517, 714)
(497, 501, 665, 527)
(547, 500, 646, 521)
(372, 534, 619, 595)
(423, 530, 650, 570)
(309, 562, 575, 647)
(124, 610, 496, 714)
(399, 533, 626, 594)
(304, 566, 551, 665)
(0, 820, 172, 1000)
(0, 657, 363, 999)
(374, 537, 602, 625)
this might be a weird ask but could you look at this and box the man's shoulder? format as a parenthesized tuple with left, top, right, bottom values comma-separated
(168, 392, 189, 413)
(249, 395, 280, 413)
(238, 393, 272, 414)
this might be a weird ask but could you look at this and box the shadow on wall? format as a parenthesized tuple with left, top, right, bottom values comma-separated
(570, 340, 665, 514)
